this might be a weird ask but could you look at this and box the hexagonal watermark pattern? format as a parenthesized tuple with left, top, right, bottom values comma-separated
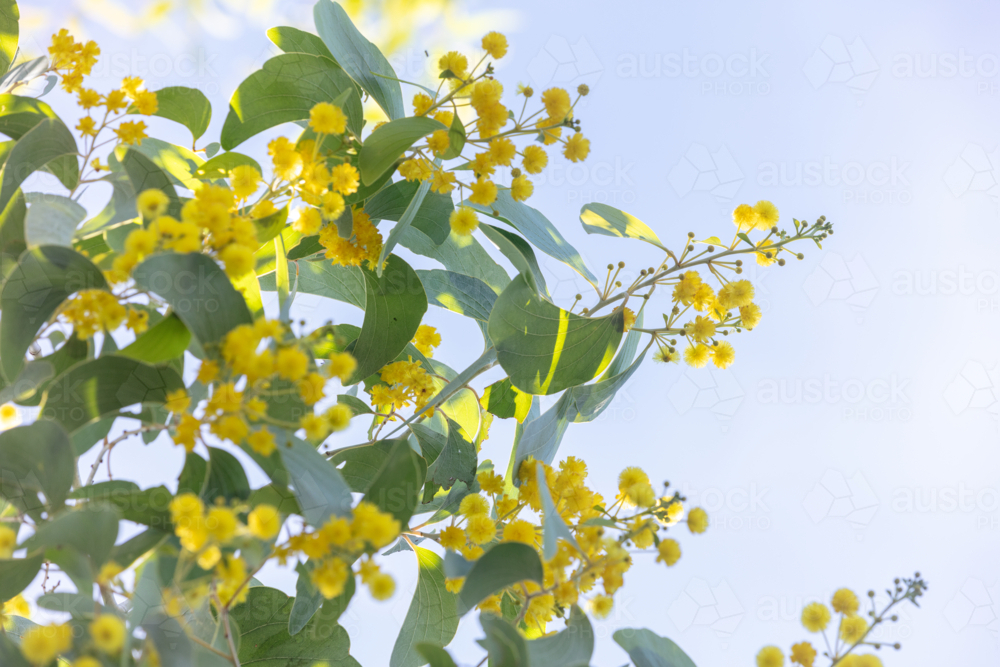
(802, 252, 879, 323)
(803, 469, 879, 532)
(668, 143, 744, 202)
(803, 35, 879, 94)
(944, 144, 1000, 208)
(945, 578, 1000, 640)
(667, 368, 744, 432)
(944, 361, 1000, 422)
(526, 35, 603, 90)
(668, 578, 744, 646)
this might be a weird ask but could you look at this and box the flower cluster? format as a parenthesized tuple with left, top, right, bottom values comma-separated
(430, 458, 707, 636)
(167, 318, 358, 456)
(18, 614, 124, 666)
(756, 574, 927, 667)
(58, 289, 148, 338)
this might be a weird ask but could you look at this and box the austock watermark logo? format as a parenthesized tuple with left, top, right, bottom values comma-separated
(802, 469, 879, 536)
(944, 578, 1000, 640)
(944, 144, 1000, 210)
(756, 374, 912, 422)
(616, 48, 771, 97)
(891, 483, 1000, 529)
(528, 156, 637, 206)
(802, 252, 879, 323)
(526, 35, 603, 91)
(667, 367, 744, 432)
(756, 156, 912, 205)
(668, 144, 744, 202)
(892, 49, 1000, 94)
(676, 481, 771, 531)
(802, 35, 879, 98)
(892, 266, 1000, 314)
(667, 578, 744, 648)
(944, 361, 1000, 426)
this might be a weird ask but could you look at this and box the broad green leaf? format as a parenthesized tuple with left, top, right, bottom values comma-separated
(0, 420, 74, 515)
(440, 113, 466, 160)
(24, 192, 84, 247)
(115, 145, 182, 217)
(479, 612, 529, 667)
(289, 560, 355, 635)
(0, 632, 31, 667)
(579, 203, 665, 249)
(0, 56, 46, 97)
(38, 355, 184, 433)
(362, 438, 426, 526)
(417, 269, 496, 321)
(420, 416, 476, 491)
(390, 547, 458, 667)
(346, 254, 427, 383)
(0, 186, 24, 278)
(481, 378, 531, 423)
(427, 358, 482, 440)
(416, 346, 497, 425)
(130, 86, 212, 141)
(488, 274, 624, 395)
(526, 605, 594, 666)
(133, 137, 210, 191)
(563, 347, 645, 424)
(231, 586, 361, 666)
(331, 440, 393, 492)
(0, 118, 78, 208)
(399, 226, 509, 293)
(510, 398, 569, 480)
(612, 628, 697, 667)
(0, 1, 18, 76)
(132, 252, 253, 356)
(267, 26, 335, 60)
(204, 446, 251, 502)
(285, 235, 322, 260)
(109, 527, 168, 569)
(196, 151, 261, 180)
(0, 555, 42, 603)
(21, 505, 120, 567)
(313, 0, 405, 121)
(279, 434, 353, 527)
(466, 190, 597, 287)
(478, 223, 548, 296)
(365, 179, 454, 246)
(357, 116, 444, 186)
(261, 259, 366, 309)
(0, 245, 105, 381)
(220, 53, 362, 150)
(36, 591, 107, 617)
(70, 415, 114, 456)
(0, 95, 57, 140)
(601, 309, 643, 380)
(536, 461, 580, 560)
(75, 168, 136, 237)
(417, 644, 458, 667)
(374, 176, 433, 271)
(119, 313, 191, 363)
(457, 542, 543, 615)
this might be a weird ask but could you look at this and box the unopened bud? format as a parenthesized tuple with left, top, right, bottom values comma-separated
(577, 84, 590, 96)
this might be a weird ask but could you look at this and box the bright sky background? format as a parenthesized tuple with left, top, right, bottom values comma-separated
(14, 0, 1000, 665)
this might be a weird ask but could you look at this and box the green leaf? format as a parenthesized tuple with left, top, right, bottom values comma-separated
(612, 628, 697, 667)
(279, 435, 353, 527)
(231, 586, 361, 666)
(737, 232, 753, 246)
(346, 254, 427, 383)
(416, 346, 497, 426)
(427, 357, 482, 439)
(579, 203, 665, 249)
(24, 193, 84, 247)
(526, 605, 594, 666)
(196, 151, 261, 180)
(416, 644, 458, 667)
(38, 355, 184, 433)
(440, 113, 466, 161)
(267, 26, 335, 60)
(114, 145, 182, 217)
(70, 415, 114, 456)
(478, 223, 548, 296)
(601, 309, 643, 380)
(488, 274, 624, 395)
(21, 504, 120, 567)
(362, 438, 426, 526)
(108, 527, 168, 569)
(0, 420, 74, 515)
(73, 483, 171, 529)
(0, 95, 57, 141)
(358, 116, 444, 186)
(285, 235, 322, 260)
(536, 461, 580, 560)
(0, 186, 24, 279)
(390, 547, 458, 667)
(130, 86, 211, 141)
(119, 313, 191, 363)
(457, 543, 543, 615)
(478, 613, 529, 667)
(204, 446, 251, 502)
(261, 260, 366, 309)
(365, 179, 454, 246)
(420, 417, 476, 491)
(481, 378, 531, 423)
(220, 53, 362, 150)
(562, 347, 645, 424)
(132, 252, 253, 356)
(0, 555, 42, 603)
(372, 175, 433, 271)
(466, 190, 597, 287)
(0, 245, 104, 381)
(0, 1, 18, 77)
(0, 118, 79, 207)
(399, 226, 509, 294)
(313, 0, 405, 121)
(132, 137, 211, 192)
(417, 269, 496, 322)
(331, 440, 393, 492)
